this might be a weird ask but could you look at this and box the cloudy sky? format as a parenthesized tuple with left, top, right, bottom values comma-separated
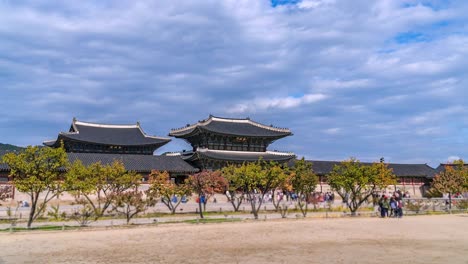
(0, 0, 467, 166)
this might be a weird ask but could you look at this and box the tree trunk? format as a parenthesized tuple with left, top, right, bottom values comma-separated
(27, 193, 38, 229)
(228, 195, 243, 212)
(448, 192, 452, 213)
(249, 195, 258, 219)
(272, 193, 281, 212)
(298, 199, 308, 217)
(198, 196, 204, 219)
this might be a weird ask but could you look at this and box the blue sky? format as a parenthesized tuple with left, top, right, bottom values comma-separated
(0, 0, 467, 167)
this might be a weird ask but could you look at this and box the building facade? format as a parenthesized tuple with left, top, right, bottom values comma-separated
(0, 116, 447, 197)
(168, 115, 296, 170)
(43, 118, 198, 182)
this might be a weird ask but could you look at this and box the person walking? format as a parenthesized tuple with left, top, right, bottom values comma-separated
(396, 198, 404, 218)
(381, 196, 390, 218)
(390, 197, 397, 217)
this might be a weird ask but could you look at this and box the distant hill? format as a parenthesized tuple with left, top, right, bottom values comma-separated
(0, 143, 24, 157)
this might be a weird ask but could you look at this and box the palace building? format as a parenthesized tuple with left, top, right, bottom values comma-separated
(168, 115, 296, 170)
(43, 118, 171, 155)
(43, 118, 198, 180)
(0, 115, 446, 197)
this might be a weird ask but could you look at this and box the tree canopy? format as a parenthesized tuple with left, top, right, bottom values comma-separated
(430, 160, 468, 209)
(222, 159, 289, 219)
(2, 145, 69, 228)
(65, 160, 140, 219)
(290, 158, 318, 217)
(328, 158, 396, 215)
(146, 170, 192, 214)
(188, 170, 227, 218)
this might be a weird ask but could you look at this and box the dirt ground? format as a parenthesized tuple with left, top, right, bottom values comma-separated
(0, 214, 467, 264)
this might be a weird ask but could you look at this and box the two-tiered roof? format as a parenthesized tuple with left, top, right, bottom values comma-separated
(169, 115, 295, 169)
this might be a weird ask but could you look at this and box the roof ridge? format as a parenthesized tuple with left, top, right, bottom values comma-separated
(74, 119, 139, 129)
(170, 115, 291, 133)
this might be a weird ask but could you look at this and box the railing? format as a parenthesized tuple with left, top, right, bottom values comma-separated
(402, 198, 468, 213)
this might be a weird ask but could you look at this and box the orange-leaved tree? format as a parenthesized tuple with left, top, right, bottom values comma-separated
(431, 160, 468, 210)
(188, 170, 227, 219)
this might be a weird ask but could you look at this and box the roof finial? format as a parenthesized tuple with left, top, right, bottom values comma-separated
(73, 117, 77, 122)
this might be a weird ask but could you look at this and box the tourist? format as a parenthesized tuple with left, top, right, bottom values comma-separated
(389, 197, 397, 217)
(396, 198, 403, 218)
(380, 196, 389, 218)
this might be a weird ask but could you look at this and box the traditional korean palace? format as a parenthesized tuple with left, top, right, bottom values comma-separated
(0, 116, 439, 196)
(167, 115, 295, 170)
(43, 118, 198, 182)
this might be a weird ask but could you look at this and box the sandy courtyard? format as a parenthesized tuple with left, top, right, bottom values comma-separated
(0, 215, 467, 264)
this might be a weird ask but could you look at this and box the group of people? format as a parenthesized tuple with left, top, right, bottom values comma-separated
(378, 190, 404, 218)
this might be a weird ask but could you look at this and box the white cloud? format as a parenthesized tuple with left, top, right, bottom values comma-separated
(323, 127, 341, 135)
(447, 156, 461, 163)
(298, 0, 336, 9)
(228, 93, 327, 113)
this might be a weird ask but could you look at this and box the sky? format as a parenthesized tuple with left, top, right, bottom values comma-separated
(0, 0, 467, 167)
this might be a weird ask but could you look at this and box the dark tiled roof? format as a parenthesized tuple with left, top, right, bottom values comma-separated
(435, 163, 468, 175)
(0, 153, 198, 173)
(0, 163, 9, 172)
(67, 153, 198, 173)
(169, 115, 292, 138)
(184, 149, 295, 162)
(0, 149, 24, 157)
(302, 160, 436, 178)
(44, 119, 170, 147)
(0, 150, 14, 172)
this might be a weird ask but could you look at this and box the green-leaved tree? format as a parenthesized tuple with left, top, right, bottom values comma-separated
(290, 158, 318, 217)
(2, 146, 69, 228)
(146, 170, 192, 214)
(328, 158, 396, 216)
(224, 159, 288, 219)
(65, 160, 140, 219)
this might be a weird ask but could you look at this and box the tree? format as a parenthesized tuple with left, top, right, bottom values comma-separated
(222, 164, 245, 212)
(271, 168, 292, 212)
(146, 170, 191, 214)
(65, 160, 140, 219)
(188, 170, 227, 219)
(2, 145, 69, 228)
(290, 158, 318, 217)
(430, 160, 468, 210)
(111, 189, 155, 224)
(226, 160, 288, 220)
(328, 158, 396, 216)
